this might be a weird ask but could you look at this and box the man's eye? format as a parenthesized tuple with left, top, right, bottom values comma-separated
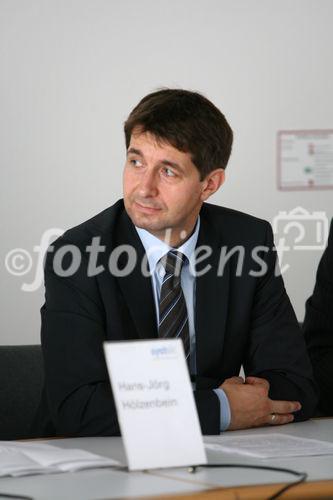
(163, 167, 176, 177)
(130, 159, 142, 167)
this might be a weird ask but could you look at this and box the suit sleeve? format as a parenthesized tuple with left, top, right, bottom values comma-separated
(193, 390, 220, 434)
(41, 238, 120, 437)
(303, 220, 333, 415)
(243, 222, 318, 421)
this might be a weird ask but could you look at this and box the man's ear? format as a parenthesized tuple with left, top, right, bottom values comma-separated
(200, 169, 225, 202)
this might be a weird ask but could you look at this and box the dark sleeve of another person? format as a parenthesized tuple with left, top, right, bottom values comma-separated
(303, 219, 333, 416)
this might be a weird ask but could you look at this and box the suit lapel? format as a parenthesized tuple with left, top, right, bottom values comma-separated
(195, 206, 230, 377)
(113, 210, 158, 340)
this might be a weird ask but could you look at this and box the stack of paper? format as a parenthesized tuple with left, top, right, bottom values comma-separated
(205, 433, 333, 458)
(0, 441, 121, 477)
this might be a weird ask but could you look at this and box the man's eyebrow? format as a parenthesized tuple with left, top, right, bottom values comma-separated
(161, 159, 183, 171)
(127, 147, 143, 156)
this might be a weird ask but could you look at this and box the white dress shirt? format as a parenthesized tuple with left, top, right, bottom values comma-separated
(135, 218, 231, 431)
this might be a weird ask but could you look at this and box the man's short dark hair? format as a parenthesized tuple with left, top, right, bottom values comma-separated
(124, 88, 233, 180)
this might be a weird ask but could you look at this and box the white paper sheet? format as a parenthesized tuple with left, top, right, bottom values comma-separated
(0, 442, 121, 477)
(205, 433, 333, 459)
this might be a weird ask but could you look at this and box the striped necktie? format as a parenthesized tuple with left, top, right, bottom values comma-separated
(158, 251, 190, 361)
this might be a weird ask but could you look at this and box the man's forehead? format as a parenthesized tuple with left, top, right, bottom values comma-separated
(128, 129, 187, 159)
(130, 129, 169, 148)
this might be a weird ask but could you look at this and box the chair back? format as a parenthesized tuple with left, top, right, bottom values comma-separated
(0, 345, 43, 440)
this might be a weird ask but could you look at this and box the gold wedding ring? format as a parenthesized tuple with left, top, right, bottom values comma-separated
(271, 413, 276, 423)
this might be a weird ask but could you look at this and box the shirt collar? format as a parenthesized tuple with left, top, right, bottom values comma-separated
(135, 217, 200, 275)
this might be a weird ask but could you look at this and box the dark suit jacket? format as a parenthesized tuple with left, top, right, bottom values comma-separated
(303, 219, 333, 416)
(37, 200, 317, 436)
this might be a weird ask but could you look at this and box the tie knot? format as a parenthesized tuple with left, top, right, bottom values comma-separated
(160, 251, 186, 277)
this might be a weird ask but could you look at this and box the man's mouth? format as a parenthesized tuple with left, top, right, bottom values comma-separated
(134, 201, 162, 214)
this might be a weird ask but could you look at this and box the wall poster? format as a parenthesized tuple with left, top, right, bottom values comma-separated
(277, 130, 333, 190)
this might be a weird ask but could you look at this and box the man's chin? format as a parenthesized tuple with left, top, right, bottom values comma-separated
(132, 219, 166, 233)
(128, 213, 170, 237)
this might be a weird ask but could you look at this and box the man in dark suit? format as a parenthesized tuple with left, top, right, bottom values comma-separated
(39, 89, 317, 437)
(304, 219, 333, 416)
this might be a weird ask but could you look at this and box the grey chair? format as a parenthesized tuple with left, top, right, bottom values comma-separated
(0, 345, 44, 440)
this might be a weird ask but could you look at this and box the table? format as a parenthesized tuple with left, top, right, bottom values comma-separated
(1, 418, 332, 499)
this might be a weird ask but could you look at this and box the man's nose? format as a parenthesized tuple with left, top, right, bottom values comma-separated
(138, 170, 158, 197)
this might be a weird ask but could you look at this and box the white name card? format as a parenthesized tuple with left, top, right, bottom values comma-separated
(104, 338, 207, 470)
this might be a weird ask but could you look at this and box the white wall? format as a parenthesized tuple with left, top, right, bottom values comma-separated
(1, 0, 332, 345)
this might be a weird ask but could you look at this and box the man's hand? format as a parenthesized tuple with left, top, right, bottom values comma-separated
(220, 376, 301, 430)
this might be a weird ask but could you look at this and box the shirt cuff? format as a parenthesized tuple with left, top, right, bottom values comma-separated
(213, 388, 231, 431)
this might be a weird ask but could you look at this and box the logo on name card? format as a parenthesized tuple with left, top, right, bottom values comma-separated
(150, 345, 177, 360)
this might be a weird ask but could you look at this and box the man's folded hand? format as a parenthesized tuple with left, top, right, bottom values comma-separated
(220, 376, 302, 430)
